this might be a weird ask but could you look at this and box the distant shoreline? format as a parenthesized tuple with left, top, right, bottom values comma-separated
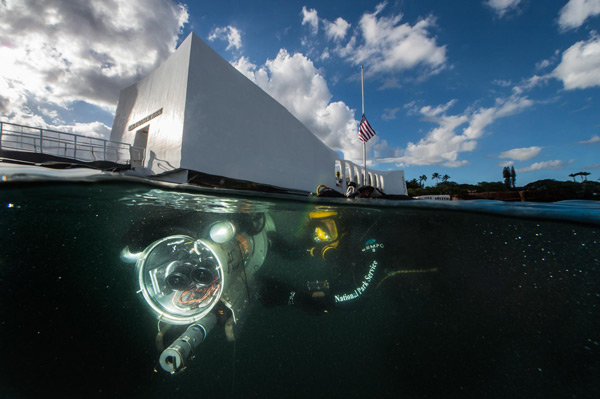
(451, 189, 597, 202)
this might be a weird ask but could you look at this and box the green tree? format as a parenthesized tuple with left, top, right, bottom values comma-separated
(406, 178, 420, 189)
(418, 174, 427, 188)
(502, 166, 511, 189)
(510, 166, 516, 188)
(478, 181, 508, 192)
(441, 174, 450, 182)
(431, 172, 441, 184)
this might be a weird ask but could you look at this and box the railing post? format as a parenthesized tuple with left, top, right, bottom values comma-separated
(39, 128, 42, 153)
(73, 134, 77, 160)
(0, 122, 3, 150)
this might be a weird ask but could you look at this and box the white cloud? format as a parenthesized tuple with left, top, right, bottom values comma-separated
(517, 159, 573, 173)
(485, 0, 522, 18)
(499, 146, 543, 161)
(381, 107, 401, 120)
(377, 94, 534, 167)
(0, 0, 188, 133)
(558, 0, 600, 30)
(325, 17, 351, 41)
(499, 160, 515, 167)
(230, 56, 256, 80)
(208, 25, 242, 50)
(340, 2, 447, 76)
(492, 79, 513, 87)
(578, 134, 600, 143)
(552, 34, 600, 89)
(54, 121, 112, 139)
(378, 77, 403, 90)
(232, 50, 362, 161)
(512, 74, 552, 94)
(444, 160, 470, 167)
(517, 35, 600, 92)
(419, 99, 457, 118)
(373, 138, 402, 159)
(301, 6, 319, 34)
(534, 51, 560, 71)
(536, 59, 553, 70)
(403, 100, 418, 114)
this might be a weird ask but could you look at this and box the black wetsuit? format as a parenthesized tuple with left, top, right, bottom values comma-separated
(323, 236, 386, 309)
(260, 225, 388, 313)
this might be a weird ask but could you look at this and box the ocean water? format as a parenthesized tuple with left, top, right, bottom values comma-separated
(1, 178, 599, 398)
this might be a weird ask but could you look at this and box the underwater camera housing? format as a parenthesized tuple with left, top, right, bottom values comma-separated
(129, 214, 274, 373)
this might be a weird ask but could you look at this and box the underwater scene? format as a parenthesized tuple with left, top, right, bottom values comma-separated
(1, 179, 599, 398)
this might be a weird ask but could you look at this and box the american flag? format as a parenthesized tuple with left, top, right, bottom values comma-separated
(358, 114, 376, 142)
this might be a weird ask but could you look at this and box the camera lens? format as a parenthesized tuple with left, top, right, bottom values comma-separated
(190, 267, 213, 286)
(165, 272, 189, 290)
(165, 262, 194, 291)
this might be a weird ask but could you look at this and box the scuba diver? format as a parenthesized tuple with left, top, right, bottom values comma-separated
(119, 199, 436, 374)
(259, 209, 437, 313)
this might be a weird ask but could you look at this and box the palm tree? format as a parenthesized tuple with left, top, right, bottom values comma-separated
(431, 173, 441, 185)
(581, 171, 590, 181)
(418, 174, 427, 188)
(441, 174, 450, 182)
(572, 171, 590, 182)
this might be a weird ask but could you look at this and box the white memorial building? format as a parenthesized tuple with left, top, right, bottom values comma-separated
(110, 33, 407, 195)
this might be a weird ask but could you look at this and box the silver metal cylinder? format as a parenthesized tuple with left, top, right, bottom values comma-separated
(158, 313, 217, 374)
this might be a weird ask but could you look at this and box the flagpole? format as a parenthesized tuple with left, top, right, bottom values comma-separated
(361, 65, 366, 186)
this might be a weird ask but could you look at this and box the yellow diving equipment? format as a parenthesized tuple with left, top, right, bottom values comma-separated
(308, 211, 342, 259)
(309, 211, 338, 219)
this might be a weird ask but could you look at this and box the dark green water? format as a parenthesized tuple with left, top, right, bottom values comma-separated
(1, 181, 599, 398)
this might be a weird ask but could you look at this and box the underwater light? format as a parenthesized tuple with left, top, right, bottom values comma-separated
(209, 221, 236, 243)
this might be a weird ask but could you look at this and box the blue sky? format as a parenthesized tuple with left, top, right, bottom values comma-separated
(1, 0, 599, 185)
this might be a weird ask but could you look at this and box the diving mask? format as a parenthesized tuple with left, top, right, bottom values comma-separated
(309, 211, 339, 243)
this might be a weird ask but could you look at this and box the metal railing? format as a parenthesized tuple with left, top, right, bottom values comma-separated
(335, 159, 384, 191)
(0, 121, 144, 166)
